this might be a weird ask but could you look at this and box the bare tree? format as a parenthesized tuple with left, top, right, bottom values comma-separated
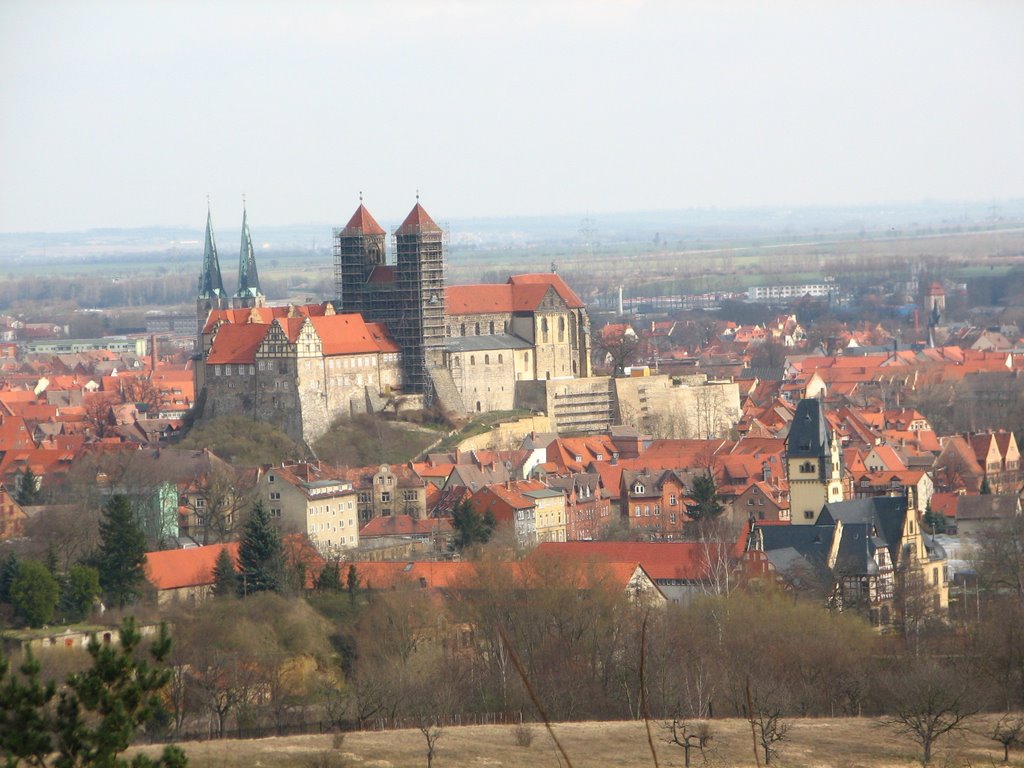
(746, 679, 788, 766)
(663, 718, 713, 768)
(883, 658, 978, 766)
(419, 721, 443, 768)
(990, 714, 1024, 763)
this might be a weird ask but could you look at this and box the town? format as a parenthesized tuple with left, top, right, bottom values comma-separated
(2, 196, 1024, 765)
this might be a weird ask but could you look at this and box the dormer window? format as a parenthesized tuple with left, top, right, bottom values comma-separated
(596, 454, 603, 461)
(634, 483, 645, 494)
(575, 456, 582, 463)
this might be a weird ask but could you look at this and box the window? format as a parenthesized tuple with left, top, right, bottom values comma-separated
(269, 491, 280, 500)
(633, 483, 645, 494)
(470, 355, 475, 365)
(644, 505, 650, 516)
(268, 474, 275, 483)
(558, 316, 565, 342)
(669, 495, 677, 506)
(460, 323, 466, 336)
(381, 492, 391, 503)
(225, 366, 231, 376)
(270, 508, 282, 518)
(654, 505, 660, 515)
(484, 354, 490, 365)
(498, 354, 503, 364)
(804, 509, 814, 520)
(214, 365, 222, 376)
(489, 321, 495, 334)
(932, 568, 939, 586)
(358, 492, 370, 503)
(800, 461, 815, 473)
(475, 323, 481, 335)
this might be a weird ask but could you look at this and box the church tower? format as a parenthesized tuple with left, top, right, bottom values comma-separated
(787, 398, 844, 524)
(196, 202, 228, 339)
(394, 200, 446, 395)
(334, 198, 386, 312)
(233, 199, 265, 309)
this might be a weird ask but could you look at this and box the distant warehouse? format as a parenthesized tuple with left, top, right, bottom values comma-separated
(746, 282, 834, 302)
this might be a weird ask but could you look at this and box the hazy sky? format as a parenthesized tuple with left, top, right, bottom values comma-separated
(1, 0, 1022, 233)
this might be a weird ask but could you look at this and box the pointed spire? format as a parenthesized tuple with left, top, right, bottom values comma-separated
(198, 200, 226, 298)
(342, 202, 386, 236)
(235, 197, 262, 299)
(396, 201, 442, 236)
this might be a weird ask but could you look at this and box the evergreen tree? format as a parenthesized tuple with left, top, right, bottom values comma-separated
(60, 565, 101, 622)
(317, 559, 342, 591)
(211, 547, 238, 599)
(44, 543, 60, 578)
(346, 563, 360, 600)
(686, 472, 724, 522)
(0, 618, 187, 767)
(981, 476, 993, 495)
(922, 503, 947, 535)
(237, 501, 283, 597)
(96, 494, 148, 608)
(451, 502, 496, 551)
(0, 552, 18, 604)
(15, 467, 41, 507)
(10, 559, 60, 628)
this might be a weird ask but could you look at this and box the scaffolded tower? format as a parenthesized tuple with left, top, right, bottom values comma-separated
(394, 202, 446, 395)
(333, 200, 386, 311)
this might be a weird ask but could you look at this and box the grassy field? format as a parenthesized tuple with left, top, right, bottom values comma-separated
(131, 715, 1024, 768)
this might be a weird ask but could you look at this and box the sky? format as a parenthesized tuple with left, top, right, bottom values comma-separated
(1, 0, 1022, 233)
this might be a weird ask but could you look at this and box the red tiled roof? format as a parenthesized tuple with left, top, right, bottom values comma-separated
(534, 541, 736, 582)
(145, 543, 240, 591)
(367, 265, 395, 285)
(309, 314, 395, 356)
(446, 274, 586, 315)
(395, 202, 442, 235)
(341, 204, 386, 236)
(206, 324, 269, 365)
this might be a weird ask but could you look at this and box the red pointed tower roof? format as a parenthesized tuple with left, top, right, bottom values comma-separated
(395, 202, 441, 235)
(341, 204, 386, 236)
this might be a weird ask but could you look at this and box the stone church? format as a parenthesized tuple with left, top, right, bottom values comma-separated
(193, 199, 593, 443)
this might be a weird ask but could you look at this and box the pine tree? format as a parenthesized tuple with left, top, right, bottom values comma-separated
(60, 565, 101, 622)
(237, 501, 283, 597)
(687, 472, 724, 522)
(346, 563, 360, 600)
(317, 559, 342, 591)
(96, 494, 148, 608)
(451, 502, 497, 551)
(211, 547, 238, 599)
(0, 618, 188, 767)
(981, 476, 993, 495)
(16, 467, 41, 506)
(0, 552, 18, 604)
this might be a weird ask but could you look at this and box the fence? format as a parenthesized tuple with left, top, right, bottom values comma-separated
(145, 710, 523, 745)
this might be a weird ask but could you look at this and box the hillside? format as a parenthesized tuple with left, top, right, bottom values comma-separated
(131, 715, 1022, 767)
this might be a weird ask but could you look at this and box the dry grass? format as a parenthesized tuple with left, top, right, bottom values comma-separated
(130, 714, 1024, 768)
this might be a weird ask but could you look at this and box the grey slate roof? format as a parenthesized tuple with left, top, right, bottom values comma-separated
(446, 334, 532, 352)
(787, 398, 830, 459)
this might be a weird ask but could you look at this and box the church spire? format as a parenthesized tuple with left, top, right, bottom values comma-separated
(198, 200, 225, 299)
(234, 197, 262, 304)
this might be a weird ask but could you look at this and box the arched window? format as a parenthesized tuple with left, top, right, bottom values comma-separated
(525, 351, 530, 363)
(558, 316, 565, 342)
(503, 320, 509, 333)
(498, 354, 503, 364)
(460, 323, 466, 336)
(489, 321, 495, 334)
(541, 317, 549, 343)
(484, 354, 490, 365)
(470, 355, 475, 365)
(476, 401, 482, 412)
(475, 322, 481, 335)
